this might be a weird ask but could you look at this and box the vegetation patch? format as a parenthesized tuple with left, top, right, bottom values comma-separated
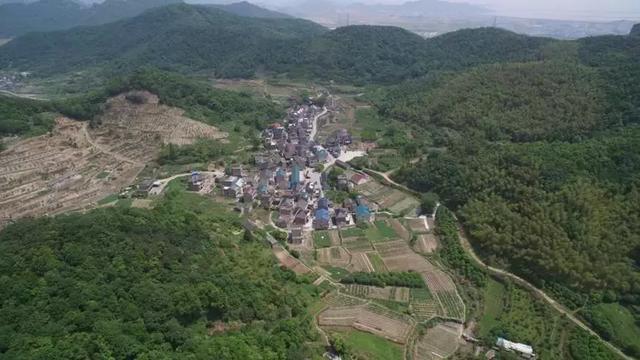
(313, 230, 332, 248)
(330, 330, 404, 360)
(341, 271, 425, 288)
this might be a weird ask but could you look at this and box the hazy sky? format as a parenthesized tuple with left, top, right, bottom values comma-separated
(447, 0, 640, 21)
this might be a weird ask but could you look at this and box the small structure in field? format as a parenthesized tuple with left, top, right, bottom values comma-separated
(188, 171, 203, 191)
(496, 338, 535, 358)
(350, 173, 369, 186)
(135, 179, 156, 198)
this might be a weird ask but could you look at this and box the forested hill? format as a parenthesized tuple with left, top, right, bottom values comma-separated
(631, 23, 640, 36)
(207, 1, 292, 18)
(0, 0, 181, 37)
(0, 4, 327, 77)
(0, 186, 320, 358)
(376, 26, 640, 357)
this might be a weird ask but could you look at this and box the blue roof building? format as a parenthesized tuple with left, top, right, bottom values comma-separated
(356, 205, 372, 223)
(290, 165, 301, 189)
(313, 208, 331, 230)
(318, 197, 329, 210)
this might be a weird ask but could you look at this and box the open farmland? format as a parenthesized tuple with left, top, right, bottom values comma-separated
(413, 322, 463, 360)
(356, 179, 419, 214)
(0, 92, 227, 228)
(273, 245, 311, 274)
(406, 217, 430, 233)
(345, 285, 411, 303)
(414, 234, 439, 254)
(318, 304, 414, 344)
(317, 246, 351, 268)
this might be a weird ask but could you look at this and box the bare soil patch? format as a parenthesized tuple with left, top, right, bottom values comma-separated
(318, 305, 414, 344)
(415, 234, 439, 254)
(0, 92, 227, 227)
(413, 322, 463, 360)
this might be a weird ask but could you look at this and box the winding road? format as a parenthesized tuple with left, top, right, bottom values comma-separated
(359, 165, 633, 359)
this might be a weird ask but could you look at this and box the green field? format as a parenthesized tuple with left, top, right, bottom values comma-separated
(332, 330, 404, 360)
(323, 266, 350, 280)
(341, 227, 365, 238)
(365, 221, 398, 242)
(97, 193, 119, 205)
(367, 252, 387, 272)
(313, 231, 332, 248)
(583, 303, 640, 354)
(478, 278, 506, 338)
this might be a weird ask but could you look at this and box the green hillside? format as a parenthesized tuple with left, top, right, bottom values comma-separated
(0, 4, 326, 77)
(0, 185, 320, 358)
(0, 0, 181, 37)
(377, 30, 640, 357)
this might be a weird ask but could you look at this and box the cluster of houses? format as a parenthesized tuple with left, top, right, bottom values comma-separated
(208, 102, 372, 244)
(0, 72, 29, 92)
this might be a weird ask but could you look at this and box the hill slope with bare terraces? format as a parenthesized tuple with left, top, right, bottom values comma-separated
(0, 91, 226, 227)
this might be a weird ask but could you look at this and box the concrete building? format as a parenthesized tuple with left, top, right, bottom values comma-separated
(313, 208, 331, 230)
(496, 338, 535, 358)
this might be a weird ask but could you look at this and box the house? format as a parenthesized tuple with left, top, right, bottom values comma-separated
(356, 204, 373, 223)
(313, 208, 331, 230)
(280, 198, 295, 216)
(230, 165, 243, 178)
(188, 171, 203, 191)
(336, 174, 350, 191)
(135, 179, 156, 198)
(334, 208, 349, 227)
(337, 128, 352, 145)
(318, 197, 329, 210)
(290, 165, 301, 189)
(496, 338, 535, 358)
(243, 186, 256, 204)
(350, 173, 369, 186)
(223, 185, 242, 198)
(293, 209, 308, 226)
(343, 198, 356, 212)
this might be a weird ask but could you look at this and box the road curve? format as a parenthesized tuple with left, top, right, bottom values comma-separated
(458, 229, 633, 360)
(361, 166, 632, 359)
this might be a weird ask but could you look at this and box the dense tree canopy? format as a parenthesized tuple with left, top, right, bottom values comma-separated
(0, 188, 320, 359)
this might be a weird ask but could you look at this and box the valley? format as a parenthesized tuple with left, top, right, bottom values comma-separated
(0, 1, 639, 359)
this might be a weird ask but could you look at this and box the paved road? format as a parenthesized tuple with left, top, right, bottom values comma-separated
(309, 106, 329, 141)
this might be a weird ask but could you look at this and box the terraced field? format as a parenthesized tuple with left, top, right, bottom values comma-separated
(413, 322, 463, 360)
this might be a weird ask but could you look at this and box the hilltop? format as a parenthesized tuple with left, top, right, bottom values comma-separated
(0, 3, 327, 77)
(207, 1, 291, 18)
(0, 0, 181, 37)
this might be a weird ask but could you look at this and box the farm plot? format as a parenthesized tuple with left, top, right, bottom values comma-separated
(388, 196, 420, 215)
(422, 269, 465, 321)
(388, 218, 411, 240)
(366, 252, 387, 272)
(313, 231, 333, 248)
(410, 288, 442, 321)
(342, 237, 373, 252)
(406, 218, 430, 233)
(413, 322, 463, 360)
(356, 180, 390, 199)
(349, 252, 375, 273)
(365, 220, 399, 242)
(376, 241, 432, 273)
(345, 285, 411, 303)
(273, 246, 311, 274)
(414, 234, 439, 254)
(318, 304, 414, 344)
(317, 246, 351, 268)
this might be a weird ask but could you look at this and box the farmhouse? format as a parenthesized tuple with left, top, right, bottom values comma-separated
(356, 204, 373, 223)
(188, 171, 203, 191)
(313, 208, 331, 230)
(135, 179, 156, 198)
(350, 173, 369, 186)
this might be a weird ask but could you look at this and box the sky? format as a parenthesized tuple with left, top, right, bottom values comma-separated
(445, 0, 640, 21)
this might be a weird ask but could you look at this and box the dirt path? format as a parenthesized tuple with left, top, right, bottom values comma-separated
(458, 229, 633, 360)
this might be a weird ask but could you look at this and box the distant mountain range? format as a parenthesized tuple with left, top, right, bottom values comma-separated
(0, 0, 180, 37)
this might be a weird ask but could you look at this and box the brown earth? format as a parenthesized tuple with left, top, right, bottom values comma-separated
(0, 92, 227, 227)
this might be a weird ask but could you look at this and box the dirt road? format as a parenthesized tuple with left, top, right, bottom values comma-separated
(458, 230, 633, 360)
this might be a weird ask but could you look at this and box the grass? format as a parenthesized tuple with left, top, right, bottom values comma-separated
(341, 227, 365, 238)
(585, 303, 640, 352)
(367, 252, 387, 272)
(96, 171, 110, 179)
(479, 278, 506, 338)
(331, 329, 404, 360)
(323, 266, 350, 280)
(410, 288, 433, 302)
(97, 194, 119, 205)
(313, 231, 332, 248)
(365, 221, 398, 242)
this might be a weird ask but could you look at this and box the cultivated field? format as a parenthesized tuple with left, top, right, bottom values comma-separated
(345, 285, 411, 303)
(273, 245, 311, 274)
(318, 304, 414, 344)
(317, 246, 351, 268)
(374, 238, 466, 322)
(0, 92, 227, 227)
(413, 322, 463, 360)
(406, 217, 430, 233)
(414, 234, 439, 254)
(356, 180, 419, 214)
